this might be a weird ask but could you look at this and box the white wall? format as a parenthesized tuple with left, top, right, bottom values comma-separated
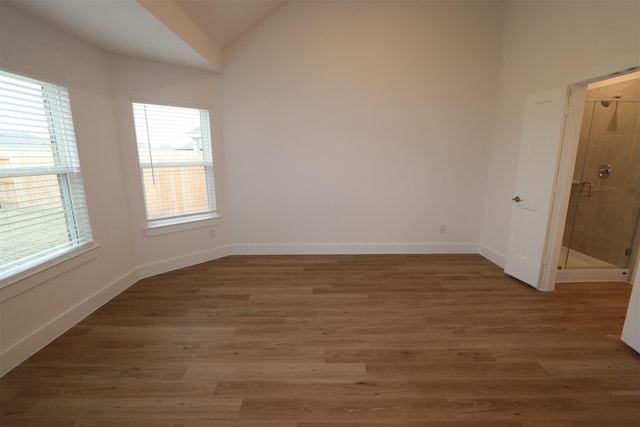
(480, 0, 640, 266)
(0, 4, 229, 375)
(222, 1, 505, 254)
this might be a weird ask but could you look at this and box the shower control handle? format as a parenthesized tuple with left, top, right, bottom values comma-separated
(512, 196, 522, 203)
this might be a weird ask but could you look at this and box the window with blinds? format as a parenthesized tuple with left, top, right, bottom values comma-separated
(132, 103, 216, 225)
(0, 70, 93, 283)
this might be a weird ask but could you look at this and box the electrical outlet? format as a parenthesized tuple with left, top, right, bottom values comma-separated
(209, 229, 216, 239)
(440, 225, 446, 234)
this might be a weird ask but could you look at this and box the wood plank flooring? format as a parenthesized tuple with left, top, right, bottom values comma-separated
(1, 254, 639, 426)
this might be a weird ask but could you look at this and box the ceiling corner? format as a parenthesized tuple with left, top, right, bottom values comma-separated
(137, 0, 222, 73)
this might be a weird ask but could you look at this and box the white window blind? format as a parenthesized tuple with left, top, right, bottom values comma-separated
(0, 70, 93, 282)
(132, 103, 216, 224)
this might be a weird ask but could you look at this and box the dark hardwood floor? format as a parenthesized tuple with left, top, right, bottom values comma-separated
(1, 254, 638, 426)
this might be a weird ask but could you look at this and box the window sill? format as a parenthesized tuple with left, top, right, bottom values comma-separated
(0, 243, 100, 303)
(144, 214, 221, 237)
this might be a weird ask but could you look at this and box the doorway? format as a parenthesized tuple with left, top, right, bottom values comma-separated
(557, 71, 640, 283)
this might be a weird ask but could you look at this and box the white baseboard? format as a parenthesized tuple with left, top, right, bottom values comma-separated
(229, 242, 479, 256)
(0, 269, 139, 377)
(137, 245, 231, 279)
(478, 243, 506, 268)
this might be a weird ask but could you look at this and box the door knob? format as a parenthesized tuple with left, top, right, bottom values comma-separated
(512, 196, 522, 202)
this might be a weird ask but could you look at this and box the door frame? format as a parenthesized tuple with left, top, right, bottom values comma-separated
(539, 67, 640, 291)
(538, 84, 586, 291)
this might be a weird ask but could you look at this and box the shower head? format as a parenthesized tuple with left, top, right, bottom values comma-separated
(601, 94, 622, 108)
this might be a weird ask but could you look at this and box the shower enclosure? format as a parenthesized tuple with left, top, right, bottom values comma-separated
(558, 76, 640, 282)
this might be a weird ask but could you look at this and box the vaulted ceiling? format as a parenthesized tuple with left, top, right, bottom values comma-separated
(5, 0, 287, 72)
(175, 0, 286, 48)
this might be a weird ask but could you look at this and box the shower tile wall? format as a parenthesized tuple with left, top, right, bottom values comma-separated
(563, 77, 640, 269)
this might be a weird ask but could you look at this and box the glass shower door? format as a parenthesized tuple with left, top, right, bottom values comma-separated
(562, 98, 640, 270)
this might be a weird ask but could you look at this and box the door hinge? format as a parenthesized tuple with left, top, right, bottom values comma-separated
(625, 248, 633, 257)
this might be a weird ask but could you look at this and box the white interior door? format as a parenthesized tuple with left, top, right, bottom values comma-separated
(505, 87, 569, 289)
(622, 268, 640, 352)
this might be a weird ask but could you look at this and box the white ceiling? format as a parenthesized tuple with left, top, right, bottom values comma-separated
(5, 0, 286, 71)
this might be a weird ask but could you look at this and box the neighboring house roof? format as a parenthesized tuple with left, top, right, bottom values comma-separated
(0, 131, 50, 150)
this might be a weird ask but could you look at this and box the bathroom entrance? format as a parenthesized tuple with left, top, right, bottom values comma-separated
(557, 71, 640, 282)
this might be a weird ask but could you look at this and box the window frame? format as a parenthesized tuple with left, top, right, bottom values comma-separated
(131, 101, 218, 229)
(0, 69, 94, 287)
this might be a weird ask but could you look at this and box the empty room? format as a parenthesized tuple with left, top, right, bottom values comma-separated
(1, 0, 639, 425)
